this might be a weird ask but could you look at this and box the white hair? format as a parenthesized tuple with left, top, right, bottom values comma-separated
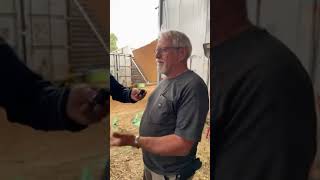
(159, 30, 192, 59)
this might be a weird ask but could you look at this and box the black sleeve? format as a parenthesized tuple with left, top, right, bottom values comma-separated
(0, 40, 86, 131)
(110, 75, 135, 103)
(216, 61, 317, 180)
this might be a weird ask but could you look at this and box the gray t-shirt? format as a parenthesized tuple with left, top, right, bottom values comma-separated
(139, 70, 209, 175)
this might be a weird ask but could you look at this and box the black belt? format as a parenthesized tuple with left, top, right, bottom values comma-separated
(164, 158, 202, 180)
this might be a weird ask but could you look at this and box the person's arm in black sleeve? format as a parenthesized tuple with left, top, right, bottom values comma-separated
(110, 75, 136, 103)
(0, 38, 86, 131)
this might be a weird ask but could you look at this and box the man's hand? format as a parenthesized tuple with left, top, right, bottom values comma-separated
(66, 85, 108, 125)
(110, 132, 135, 147)
(131, 88, 147, 102)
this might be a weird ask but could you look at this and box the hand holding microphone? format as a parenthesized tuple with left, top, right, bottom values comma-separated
(131, 88, 147, 102)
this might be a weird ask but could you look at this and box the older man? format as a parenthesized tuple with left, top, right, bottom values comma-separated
(111, 30, 209, 180)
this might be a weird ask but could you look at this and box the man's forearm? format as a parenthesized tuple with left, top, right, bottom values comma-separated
(137, 134, 193, 156)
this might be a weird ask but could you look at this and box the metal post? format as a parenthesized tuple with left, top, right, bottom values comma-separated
(131, 56, 149, 83)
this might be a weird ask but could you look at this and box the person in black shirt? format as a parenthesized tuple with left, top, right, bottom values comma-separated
(102, 75, 146, 180)
(212, 0, 317, 180)
(110, 74, 146, 103)
(0, 37, 107, 131)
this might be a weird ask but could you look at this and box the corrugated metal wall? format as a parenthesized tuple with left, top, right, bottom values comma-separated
(67, 0, 107, 76)
(0, 0, 108, 81)
(247, 0, 320, 178)
(25, 0, 69, 81)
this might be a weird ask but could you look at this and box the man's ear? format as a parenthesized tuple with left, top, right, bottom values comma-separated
(178, 47, 188, 62)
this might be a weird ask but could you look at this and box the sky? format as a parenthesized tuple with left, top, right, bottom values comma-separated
(110, 0, 159, 49)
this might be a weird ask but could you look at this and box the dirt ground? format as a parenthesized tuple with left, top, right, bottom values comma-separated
(110, 85, 210, 180)
(0, 108, 107, 180)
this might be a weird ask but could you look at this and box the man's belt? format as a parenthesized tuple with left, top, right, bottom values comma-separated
(175, 158, 202, 180)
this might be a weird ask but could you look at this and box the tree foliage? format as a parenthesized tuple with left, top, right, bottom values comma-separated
(110, 33, 118, 52)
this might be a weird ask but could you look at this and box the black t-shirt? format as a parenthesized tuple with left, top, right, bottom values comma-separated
(140, 70, 209, 175)
(212, 27, 317, 180)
